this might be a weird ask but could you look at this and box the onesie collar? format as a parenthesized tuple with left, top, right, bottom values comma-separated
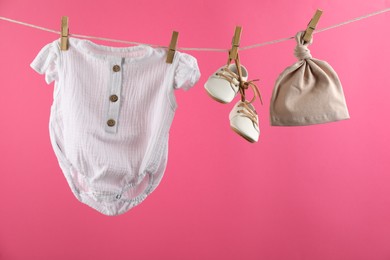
(69, 37, 154, 62)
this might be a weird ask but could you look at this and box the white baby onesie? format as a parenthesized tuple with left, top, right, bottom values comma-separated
(31, 38, 200, 216)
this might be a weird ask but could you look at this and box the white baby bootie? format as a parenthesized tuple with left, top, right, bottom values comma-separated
(204, 64, 248, 104)
(229, 100, 260, 143)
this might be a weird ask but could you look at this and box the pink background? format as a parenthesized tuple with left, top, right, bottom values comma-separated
(1, 0, 390, 259)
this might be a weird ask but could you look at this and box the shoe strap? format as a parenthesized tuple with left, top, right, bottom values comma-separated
(215, 66, 240, 92)
(233, 54, 263, 105)
(240, 80, 263, 105)
(227, 52, 261, 127)
(237, 101, 258, 127)
(216, 66, 239, 81)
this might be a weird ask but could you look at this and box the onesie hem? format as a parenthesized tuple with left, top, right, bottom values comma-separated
(48, 121, 157, 216)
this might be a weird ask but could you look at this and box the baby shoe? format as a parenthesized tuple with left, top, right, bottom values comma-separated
(204, 64, 248, 104)
(229, 100, 260, 143)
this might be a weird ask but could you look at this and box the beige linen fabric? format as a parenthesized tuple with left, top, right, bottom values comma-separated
(270, 31, 350, 126)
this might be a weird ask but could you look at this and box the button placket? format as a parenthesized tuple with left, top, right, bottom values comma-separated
(105, 59, 124, 133)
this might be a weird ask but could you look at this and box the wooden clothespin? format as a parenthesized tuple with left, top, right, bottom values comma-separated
(227, 26, 246, 101)
(60, 16, 69, 51)
(166, 31, 179, 64)
(228, 26, 242, 61)
(229, 27, 244, 80)
(303, 9, 323, 43)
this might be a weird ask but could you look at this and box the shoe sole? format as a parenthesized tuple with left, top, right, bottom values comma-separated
(204, 88, 230, 104)
(230, 126, 257, 143)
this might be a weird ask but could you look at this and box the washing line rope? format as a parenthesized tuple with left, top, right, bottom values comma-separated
(1, 7, 390, 51)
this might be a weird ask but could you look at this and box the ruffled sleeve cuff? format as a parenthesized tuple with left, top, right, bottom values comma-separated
(30, 40, 60, 84)
(174, 52, 201, 91)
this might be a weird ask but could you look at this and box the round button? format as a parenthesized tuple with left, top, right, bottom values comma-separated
(107, 119, 116, 127)
(109, 95, 118, 102)
(113, 65, 121, 72)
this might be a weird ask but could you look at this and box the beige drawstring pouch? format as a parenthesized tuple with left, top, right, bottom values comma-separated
(270, 31, 350, 126)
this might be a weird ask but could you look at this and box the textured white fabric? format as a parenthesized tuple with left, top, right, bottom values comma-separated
(31, 38, 200, 216)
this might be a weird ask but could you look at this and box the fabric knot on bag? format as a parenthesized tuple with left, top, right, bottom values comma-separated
(294, 31, 313, 60)
(294, 45, 312, 60)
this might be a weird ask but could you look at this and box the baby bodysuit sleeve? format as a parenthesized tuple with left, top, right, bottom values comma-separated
(30, 40, 60, 84)
(174, 52, 201, 91)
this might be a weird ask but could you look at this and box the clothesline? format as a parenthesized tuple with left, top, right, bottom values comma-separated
(1, 7, 390, 52)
